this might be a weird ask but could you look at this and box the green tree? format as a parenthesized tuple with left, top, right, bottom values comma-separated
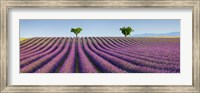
(71, 27, 82, 37)
(120, 27, 134, 37)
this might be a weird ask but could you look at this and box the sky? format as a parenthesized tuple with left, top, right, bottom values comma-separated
(20, 19, 180, 38)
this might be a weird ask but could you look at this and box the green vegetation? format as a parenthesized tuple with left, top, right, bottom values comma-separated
(71, 27, 82, 37)
(120, 27, 134, 37)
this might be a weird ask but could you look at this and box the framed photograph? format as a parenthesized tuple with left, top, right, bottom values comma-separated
(0, 0, 199, 93)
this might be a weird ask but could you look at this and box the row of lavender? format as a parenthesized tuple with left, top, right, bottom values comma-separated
(20, 37, 180, 73)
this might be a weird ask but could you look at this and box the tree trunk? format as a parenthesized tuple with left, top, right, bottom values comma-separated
(76, 34, 77, 37)
(125, 35, 127, 37)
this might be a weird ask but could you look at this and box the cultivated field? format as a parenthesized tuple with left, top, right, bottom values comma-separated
(20, 37, 180, 73)
(20, 38, 27, 41)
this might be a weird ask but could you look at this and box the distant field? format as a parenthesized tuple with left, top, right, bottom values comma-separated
(20, 38, 28, 41)
(20, 37, 180, 73)
(136, 36, 180, 38)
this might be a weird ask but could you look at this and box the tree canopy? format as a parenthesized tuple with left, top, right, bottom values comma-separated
(120, 27, 134, 37)
(71, 27, 82, 37)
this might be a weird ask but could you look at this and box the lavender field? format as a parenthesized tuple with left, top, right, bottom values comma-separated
(20, 37, 180, 73)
